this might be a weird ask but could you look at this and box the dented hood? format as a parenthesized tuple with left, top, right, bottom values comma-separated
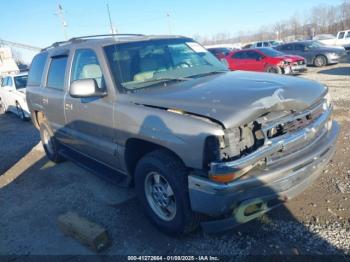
(125, 71, 327, 128)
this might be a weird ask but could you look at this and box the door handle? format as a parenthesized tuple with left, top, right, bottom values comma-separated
(65, 103, 73, 110)
(42, 98, 48, 105)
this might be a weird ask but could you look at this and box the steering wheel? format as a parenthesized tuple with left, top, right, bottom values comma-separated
(175, 62, 191, 68)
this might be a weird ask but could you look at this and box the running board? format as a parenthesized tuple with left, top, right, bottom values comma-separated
(59, 146, 131, 188)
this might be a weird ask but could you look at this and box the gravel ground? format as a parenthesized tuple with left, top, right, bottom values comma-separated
(0, 59, 349, 257)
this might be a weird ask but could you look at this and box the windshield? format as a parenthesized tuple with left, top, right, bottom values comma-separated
(258, 48, 284, 57)
(14, 75, 28, 89)
(104, 38, 227, 91)
(314, 34, 335, 40)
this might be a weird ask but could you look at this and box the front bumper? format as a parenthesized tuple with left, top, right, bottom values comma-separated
(327, 53, 348, 64)
(284, 64, 307, 74)
(188, 116, 339, 232)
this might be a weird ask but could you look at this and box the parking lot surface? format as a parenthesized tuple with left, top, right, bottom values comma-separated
(0, 60, 349, 256)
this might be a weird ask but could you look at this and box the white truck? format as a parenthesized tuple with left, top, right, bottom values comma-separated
(314, 30, 350, 50)
(0, 72, 30, 120)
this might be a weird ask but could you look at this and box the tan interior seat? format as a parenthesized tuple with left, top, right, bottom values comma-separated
(80, 64, 103, 87)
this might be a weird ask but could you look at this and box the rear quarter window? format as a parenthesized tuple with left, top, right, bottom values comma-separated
(28, 52, 48, 86)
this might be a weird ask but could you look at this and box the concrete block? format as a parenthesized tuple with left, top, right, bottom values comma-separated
(57, 212, 109, 252)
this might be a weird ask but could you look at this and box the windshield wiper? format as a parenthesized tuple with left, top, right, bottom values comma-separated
(188, 70, 227, 78)
(140, 77, 191, 84)
(127, 77, 191, 91)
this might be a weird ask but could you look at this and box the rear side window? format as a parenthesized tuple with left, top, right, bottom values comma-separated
(28, 52, 48, 86)
(232, 52, 245, 59)
(256, 42, 262, 47)
(280, 44, 293, 51)
(47, 56, 68, 90)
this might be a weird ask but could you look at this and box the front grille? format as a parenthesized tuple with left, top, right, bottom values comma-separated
(264, 99, 327, 139)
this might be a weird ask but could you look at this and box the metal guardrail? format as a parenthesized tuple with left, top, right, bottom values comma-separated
(0, 39, 42, 51)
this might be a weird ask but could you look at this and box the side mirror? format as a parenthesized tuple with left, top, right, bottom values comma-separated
(69, 79, 106, 98)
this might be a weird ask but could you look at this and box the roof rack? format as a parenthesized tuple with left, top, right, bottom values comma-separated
(69, 34, 145, 41)
(42, 34, 145, 51)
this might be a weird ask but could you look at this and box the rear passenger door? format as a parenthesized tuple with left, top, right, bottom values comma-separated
(41, 53, 69, 140)
(64, 48, 117, 168)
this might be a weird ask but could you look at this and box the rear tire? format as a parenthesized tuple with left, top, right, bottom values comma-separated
(313, 55, 327, 67)
(135, 150, 200, 235)
(39, 120, 64, 163)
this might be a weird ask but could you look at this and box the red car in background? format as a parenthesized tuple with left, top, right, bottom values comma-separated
(224, 48, 307, 75)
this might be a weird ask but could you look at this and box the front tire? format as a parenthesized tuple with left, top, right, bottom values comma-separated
(266, 66, 282, 74)
(16, 102, 27, 121)
(314, 55, 327, 67)
(135, 150, 200, 235)
(39, 120, 64, 163)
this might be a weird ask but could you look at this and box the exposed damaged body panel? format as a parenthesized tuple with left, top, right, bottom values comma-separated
(124, 71, 327, 129)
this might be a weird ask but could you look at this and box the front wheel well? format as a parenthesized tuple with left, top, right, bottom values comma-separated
(124, 138, 186, 178)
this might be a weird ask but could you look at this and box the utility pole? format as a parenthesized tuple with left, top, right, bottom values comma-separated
(166, 13, 171, 35)
(106, 4, 117, 34)
(56, 4, 68, 40)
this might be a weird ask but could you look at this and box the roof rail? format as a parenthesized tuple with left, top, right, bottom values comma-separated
(41, 41, 71, 51)
(41, 34, 145, 51)
(69, 34, 145, 41)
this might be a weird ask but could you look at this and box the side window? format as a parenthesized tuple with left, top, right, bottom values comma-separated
(14, 75, 28, 89)
(246, 51, 261, 60)
(28, 52, 48, 86)
(232, 52, 244, 59)
(281, 44, 293, 51)
(7, 77, 13, 87)
(346, 32, 350, 38)
(338, 32, 345, 39)
(263, 42, 269, 47)
(256, 42, 262, 47)
(47, 56, 68, 91)
(295, 44, 305, 51)
(1, 77, 8, 87)
(71, 49, 105, 89)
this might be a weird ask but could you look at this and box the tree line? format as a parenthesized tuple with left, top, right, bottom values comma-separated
(195, 0, 350, 45)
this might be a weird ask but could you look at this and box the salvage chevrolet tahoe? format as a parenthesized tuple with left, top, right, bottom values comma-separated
(26, 34, 339, 235)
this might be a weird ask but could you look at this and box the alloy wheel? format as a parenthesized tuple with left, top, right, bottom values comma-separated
(144, 171, 177, 221)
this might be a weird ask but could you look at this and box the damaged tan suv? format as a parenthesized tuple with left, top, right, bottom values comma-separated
(26, 34, 339, 235)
